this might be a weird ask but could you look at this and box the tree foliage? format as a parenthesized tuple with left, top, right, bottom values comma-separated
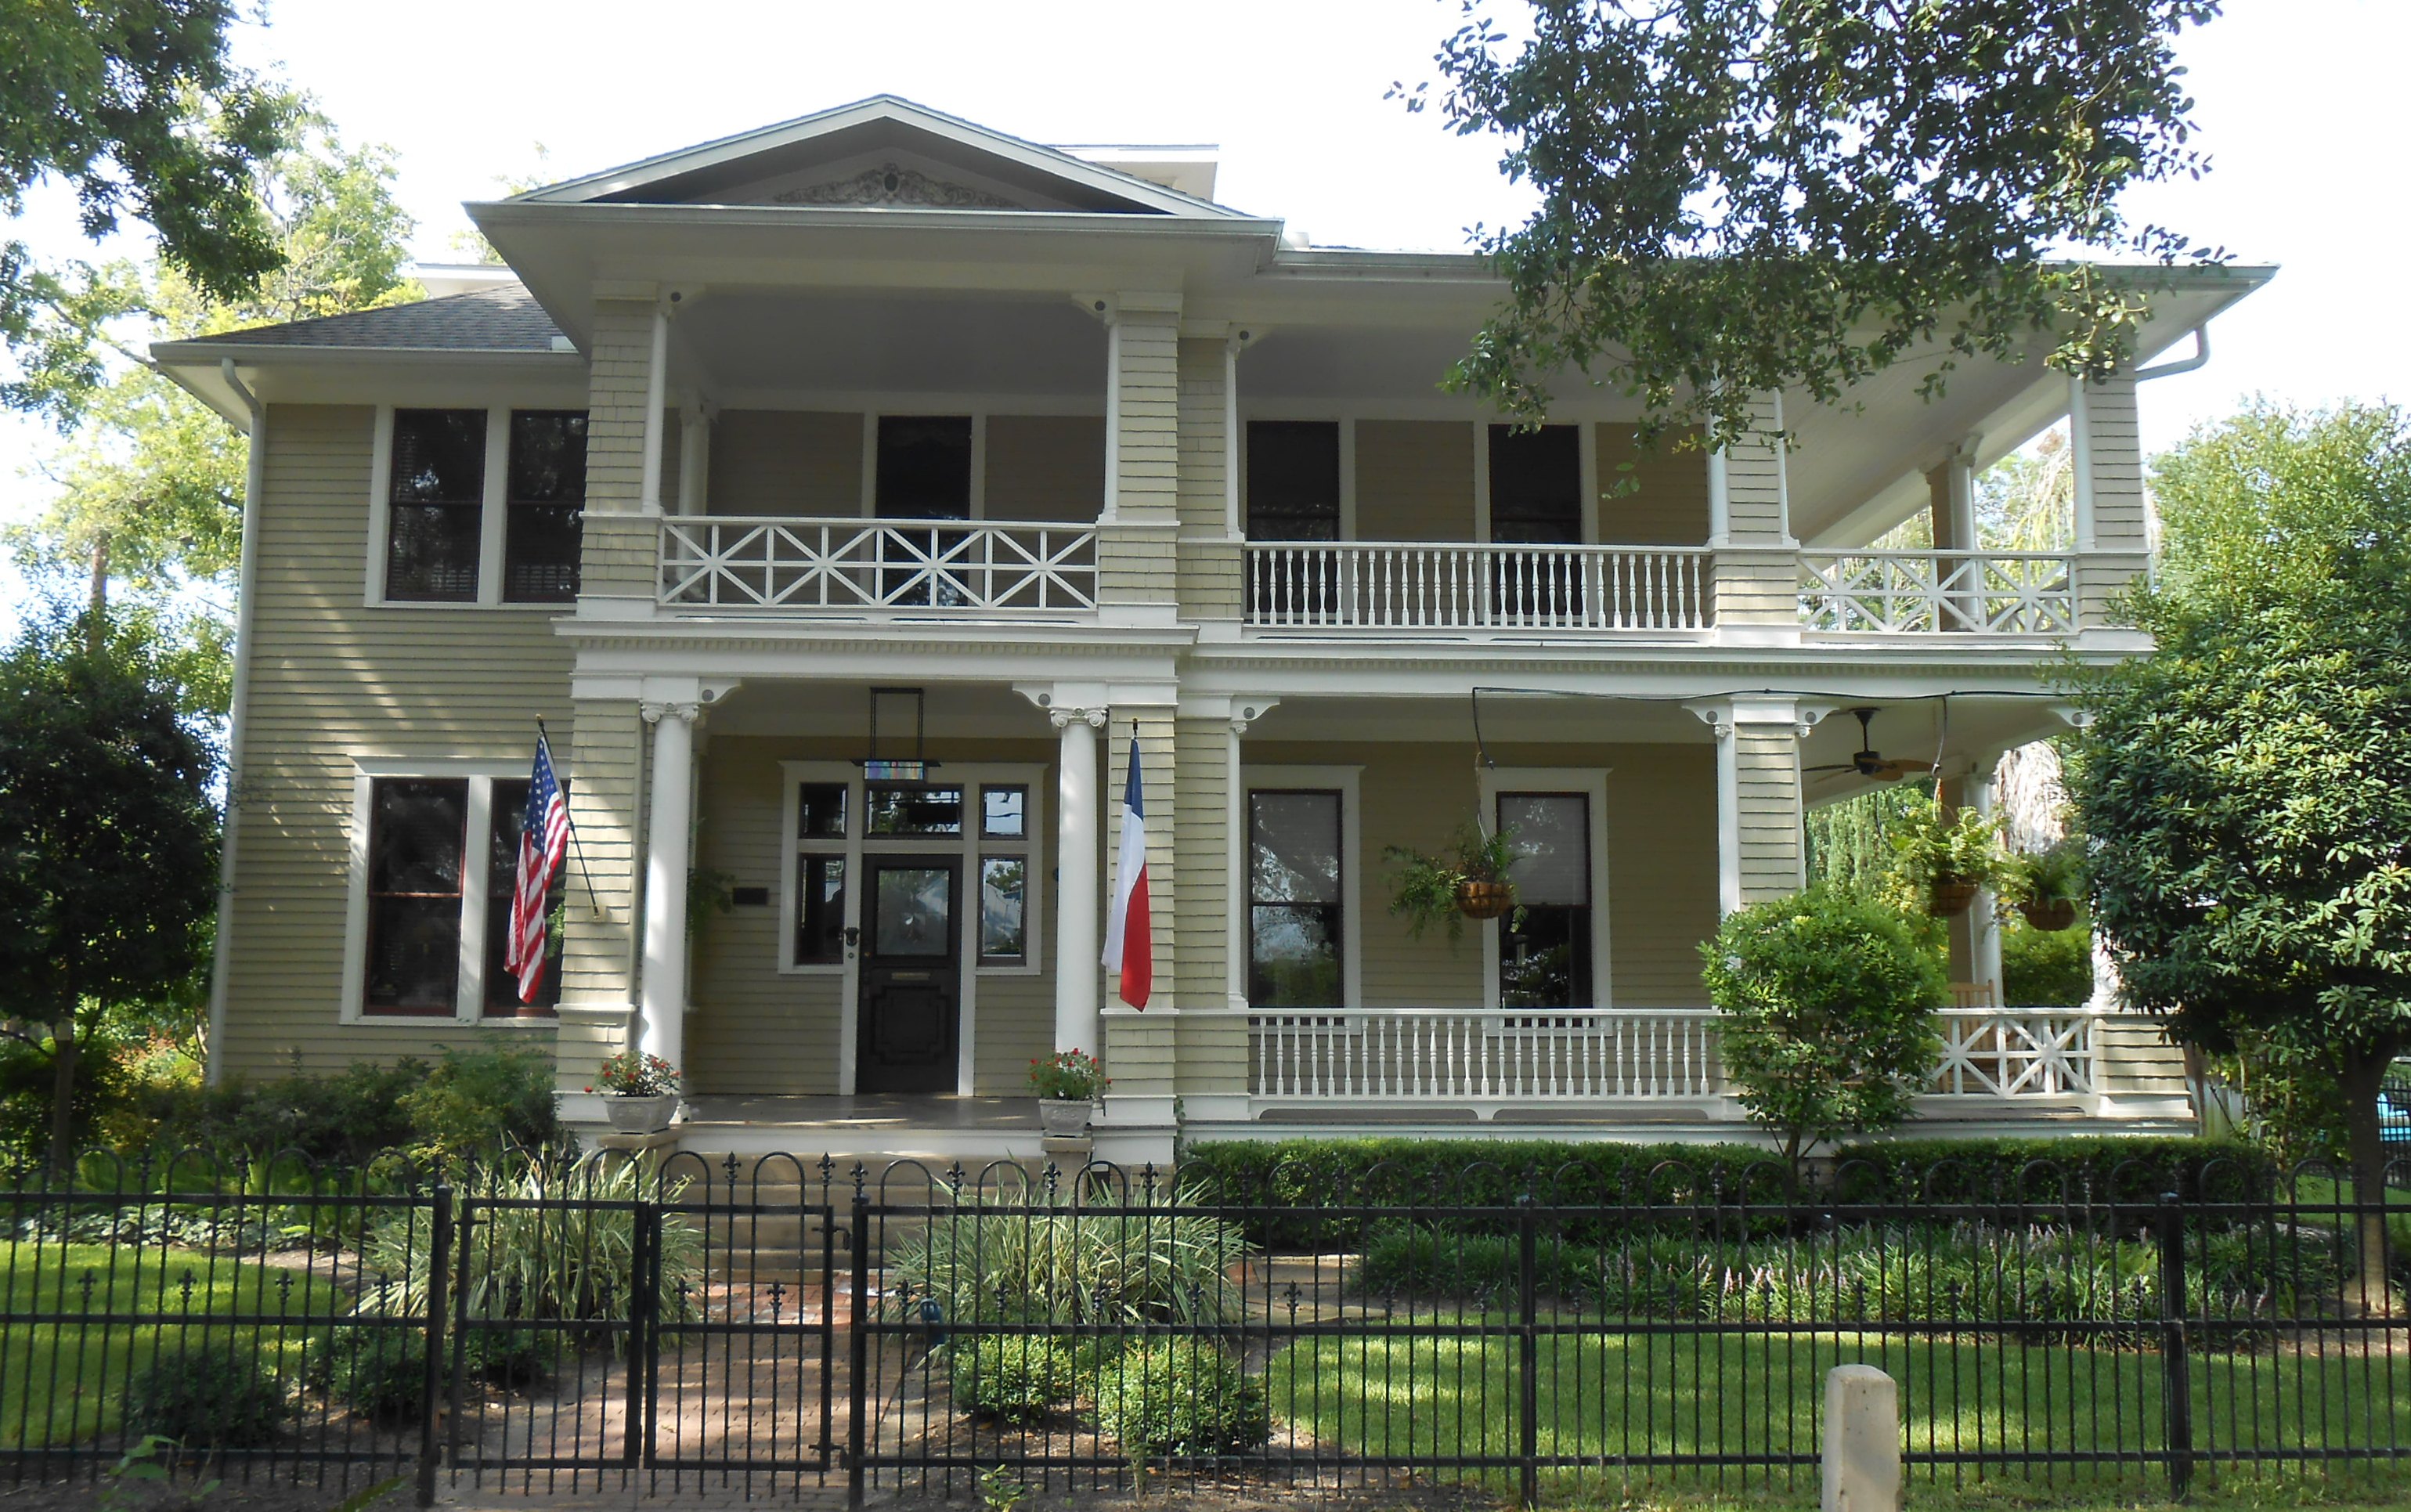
(2067, 402, 2411, 1222)
(0, 612, 219, 1167)
(1400, 0, 2222, 446)
(1, 0, 294, 402)
(1702, 886, 1947, 1175)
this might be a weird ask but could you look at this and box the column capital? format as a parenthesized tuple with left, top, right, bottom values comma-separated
(1049, 705, 1108, 731)
(641, 700, 701, 726)
(1685, 694, 1821, 741)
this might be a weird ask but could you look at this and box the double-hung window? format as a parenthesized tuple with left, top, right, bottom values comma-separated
(1245, 421, 1341, 541)
(381, 407, 587, 605)
(1247, 790, 1344, 1009)
(1496, 791, 1596, 1009)
(482, 778, 566, 1016)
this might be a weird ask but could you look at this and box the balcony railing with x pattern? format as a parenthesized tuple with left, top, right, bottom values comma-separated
(1932, 1007, 2097, 1097)
(657, 517, 1099, 614)
(1797, 549, 2077, 634)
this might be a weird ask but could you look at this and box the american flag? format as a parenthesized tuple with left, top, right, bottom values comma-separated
(505, 731, 572, 1004)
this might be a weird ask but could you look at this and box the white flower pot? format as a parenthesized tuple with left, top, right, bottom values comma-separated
(1038, 1098, 1092, 1138)
(605, 1095, 679, 1135)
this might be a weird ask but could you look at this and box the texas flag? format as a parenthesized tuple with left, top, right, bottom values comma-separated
(1099, 731, 1152, 1009)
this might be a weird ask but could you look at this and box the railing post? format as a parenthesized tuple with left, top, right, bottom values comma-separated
(2157, 1190, 2193, 1499)
(1517, 1194, 1539, 1507)
(847, 1191, 872, 1511)
(415, 1183, 453, 1509)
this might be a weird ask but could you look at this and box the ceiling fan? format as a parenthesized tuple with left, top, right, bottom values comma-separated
(1806, 707, 1936, 783)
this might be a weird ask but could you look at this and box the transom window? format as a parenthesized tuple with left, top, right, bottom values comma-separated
(1247, 789, 1344, 1009)
(789, 774, 1036, 971)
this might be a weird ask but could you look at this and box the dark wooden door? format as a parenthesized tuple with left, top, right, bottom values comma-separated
(856, 856, 961, 1093)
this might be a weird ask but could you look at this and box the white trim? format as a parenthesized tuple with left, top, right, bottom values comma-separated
(1576, 420, 1601, 546)
(968, 413, 989, 520)
(1472, 421, 1492, 543)
(339, 756, 569, 1026)
(1103, 322, 1124, 521)
(1478, 767, 1615, 1012)
(1337, 415, 1358, 541)
(475, 404, 510, 606)
(1238, 763, 1363, 1012)
(857, 413, 879, 518)
(363, 405, 395, 607)
(1222, 342, 1243, 538)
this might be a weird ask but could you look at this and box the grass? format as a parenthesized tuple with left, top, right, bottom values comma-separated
(0, 1240, 348, 1450)
(1268, 1316, 2411, 1506)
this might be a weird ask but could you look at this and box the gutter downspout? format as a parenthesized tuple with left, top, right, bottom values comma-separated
(204, 359, 265, 1086)
(2134, 325, 2210, 383)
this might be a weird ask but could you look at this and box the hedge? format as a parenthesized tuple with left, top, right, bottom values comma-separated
(1824, 1136, 2279, 1205)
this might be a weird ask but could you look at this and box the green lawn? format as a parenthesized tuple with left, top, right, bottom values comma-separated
(1269, 1319, 2411, 1505)
(0, 1240, 348, 1449)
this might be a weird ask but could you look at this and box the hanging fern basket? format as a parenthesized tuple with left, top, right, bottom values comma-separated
(1454, 880, 1516, 920)
(2019, 898, 2080, 933)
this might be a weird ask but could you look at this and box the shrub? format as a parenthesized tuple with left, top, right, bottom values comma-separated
(1094, 1342, 1268, 1457)
(948, 1335, 1078, 1423)
(2001, 918, 2095, 1006)
(890, 1200, 1249, 1328)
(129, 1341, 287, 1447)
(1177, 1139, 1789, 1246)
(1702, 886, 1948, 1172)
(329, 1329, 431, 1423)
(359, 1150, 698, 1352)
(1825, 1135, 2280, 1205)
(398, 1042, 559, 1170)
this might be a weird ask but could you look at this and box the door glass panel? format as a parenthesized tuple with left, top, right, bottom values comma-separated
(875, 416, 973, 520)
(1489, 424, 1583, 545)
(875, 867, 953, 956)
(867, 785, 962, 834)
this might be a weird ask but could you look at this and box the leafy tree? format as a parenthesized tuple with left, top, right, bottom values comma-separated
(2067, 402, 2411, 1297)
(7, 118, 417, 720)
(0, 612, 218, 1168)
(2, 1, 294, 409)
(1702, 887, 1947, 1177)
(1399, 0, 2222, 446)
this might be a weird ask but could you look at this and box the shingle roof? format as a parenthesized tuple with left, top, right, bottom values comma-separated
(202, 283, 566, 352)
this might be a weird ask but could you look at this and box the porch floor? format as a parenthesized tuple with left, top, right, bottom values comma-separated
(680, 1094, 1040, 1131)
(668, 1094, 1048, 1164)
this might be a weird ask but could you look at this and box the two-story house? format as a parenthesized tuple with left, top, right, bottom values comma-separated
(153, 97, 2268, 1166)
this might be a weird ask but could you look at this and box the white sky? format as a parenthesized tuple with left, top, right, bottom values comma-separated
(2, 0, 2404, 584)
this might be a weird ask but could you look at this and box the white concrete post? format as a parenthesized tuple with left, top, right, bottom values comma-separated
(639, 699, 698, 1073)
(2069, 373, 2095, 552)
(1822, 1365, 1900, 1512)
(1971, 767, 2005, 1004)
(639, 301, 671, 514)
(1052, 705, 1106, 1054)
(677, 402, 712, 516)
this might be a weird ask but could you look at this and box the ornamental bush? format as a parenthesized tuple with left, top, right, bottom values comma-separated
(128, 1341, 287, 1447)
(1094, 1342, 1269, 1458)
(948, 1335, 1079, 1424)
(1701, 887, 1948, 1174)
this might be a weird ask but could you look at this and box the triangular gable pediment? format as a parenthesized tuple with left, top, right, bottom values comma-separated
(515, 96, 1240, 218)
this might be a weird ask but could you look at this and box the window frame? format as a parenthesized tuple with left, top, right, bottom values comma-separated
(366, 403, 589, 610)
(1473, 420, 1599, 546)
(1477, 767, 1613, 1012)
(1238, 764, 1363, 1011)
(342, 757, 568, 1024)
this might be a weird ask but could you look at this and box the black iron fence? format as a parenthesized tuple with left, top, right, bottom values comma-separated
(3, 1148, 2407, 1506)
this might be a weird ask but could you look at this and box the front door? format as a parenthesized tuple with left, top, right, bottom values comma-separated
(856, 855, 962, 1093)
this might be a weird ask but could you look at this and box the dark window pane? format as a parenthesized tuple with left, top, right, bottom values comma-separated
(485, 778, 564, 1015)
(981, 786, 1027, 839)
(796, 856, 847, 964)
(867, 785, 962, 835)
(504, 411, 585, 603)
(1249, 792, 1341, 904)
(1498, 791, 1592, 1009)
(507, 411, 587, 502)
(363, 778, 467, 1015)
(798, 783, 849, 838)
(1489, 424, 1583, 544)
(503, 503, 581, 602)
(1247, 421, 1341, 540)
(369, 780, 467, 893)
(392, 410, 486, 503)
(875, 416, 972, 520)
(385, 502, 482, 601)
(980, 856, 1026, 961)
(1250, 904, 1341, 1009)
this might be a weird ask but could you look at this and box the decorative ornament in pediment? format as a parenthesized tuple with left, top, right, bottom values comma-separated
(773, 163, 1020, 210)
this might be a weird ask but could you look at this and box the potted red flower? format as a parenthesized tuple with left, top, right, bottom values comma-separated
(590, 1051, 682, 1134)
(1028, 1049, 1109, 1137)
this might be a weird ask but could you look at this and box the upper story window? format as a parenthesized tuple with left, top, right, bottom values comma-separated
(381, 406, 586, 605)
(386, 410, 487, 601)
(1247, 421, 1340, 541)
(1489, 424, 1583, 546)
(875, 416, 972, 520)
(503, 411, 587, 603)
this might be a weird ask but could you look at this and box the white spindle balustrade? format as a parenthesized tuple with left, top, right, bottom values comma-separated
(658, 517, 1098, 613)
(1243, 542, 1709, 632)
(1243, 1009, 1722, 1104)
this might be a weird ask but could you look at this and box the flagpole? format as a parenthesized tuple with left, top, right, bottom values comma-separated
(536, 717, 604, 916)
